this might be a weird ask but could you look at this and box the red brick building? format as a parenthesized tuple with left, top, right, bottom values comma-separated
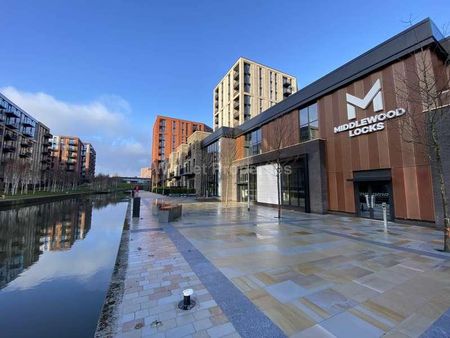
(151, 115, 211, 186)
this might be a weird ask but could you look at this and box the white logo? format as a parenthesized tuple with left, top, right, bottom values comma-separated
(334, 78, 406, 138)
(346, 79, 383, 120)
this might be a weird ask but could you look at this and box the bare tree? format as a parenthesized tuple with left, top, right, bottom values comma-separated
(268, 116, 298, 219)
(394, 39, 450, 250)
(3, 160, 16, 195)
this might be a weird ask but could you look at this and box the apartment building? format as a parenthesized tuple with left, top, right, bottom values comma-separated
(140, 167, 152, 178)
(151, 115, 211, 186)
(202, 19, 450, 226)
(0, 93, 52, 181)
(51, 136, 84, 178)
(163, 130, 211, 193)
(32, 122, 52, 174)
(83, 143, 96, 182)
(184, 131, 211, 193)
(213, 57, 297, 130)
(166, 143, 188, 187)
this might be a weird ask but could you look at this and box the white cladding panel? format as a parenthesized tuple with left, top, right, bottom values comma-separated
(256, 164, 278, 204)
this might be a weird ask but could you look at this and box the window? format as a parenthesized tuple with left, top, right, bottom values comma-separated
(245, 128, 262, 156)
(281, 158, 309, 211)
(299, 103, 319, 142)
(244, 95, 251, 121)
(227, 74, 231, 100)
(259, 68, 263, 96)
(244, 63, 251, 93)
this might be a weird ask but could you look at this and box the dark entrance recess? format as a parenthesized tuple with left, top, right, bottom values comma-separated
(281, 156, 310, 213)
(353, 169, 395, 221)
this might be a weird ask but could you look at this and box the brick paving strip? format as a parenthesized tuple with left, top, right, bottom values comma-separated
(97, 196, 286, 338)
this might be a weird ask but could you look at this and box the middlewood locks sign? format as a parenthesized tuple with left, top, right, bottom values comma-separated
(334, 108, 406, 137)
(333, 79, 406, 137)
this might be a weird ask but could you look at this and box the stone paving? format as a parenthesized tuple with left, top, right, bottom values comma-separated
(111, 198, 240, 338)
(109, 192, 450, 338)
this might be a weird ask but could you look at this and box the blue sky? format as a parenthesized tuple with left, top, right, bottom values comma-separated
(1, 0, 449, 176)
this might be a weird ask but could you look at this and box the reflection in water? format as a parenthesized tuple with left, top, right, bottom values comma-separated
(0, 194, 128, 338)
(0, 195, 123, 289)
(0, 200, 91, 289)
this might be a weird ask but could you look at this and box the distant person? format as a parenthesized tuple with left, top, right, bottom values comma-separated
(134, 185, 140, 197)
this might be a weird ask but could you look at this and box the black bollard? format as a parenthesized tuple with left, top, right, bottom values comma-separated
(132, 197, 141, 218)
(183, 294, 190, 308)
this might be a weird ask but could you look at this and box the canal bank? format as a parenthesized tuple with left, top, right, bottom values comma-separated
(0, 193, 129, 338)
(0, 188, 132, 209)
(95, 199, 132, 337)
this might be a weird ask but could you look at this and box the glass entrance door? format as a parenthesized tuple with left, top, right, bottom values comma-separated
(356, 181, 393, 220)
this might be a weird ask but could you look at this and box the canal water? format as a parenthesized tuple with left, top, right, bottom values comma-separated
(0, 194, 129, 338)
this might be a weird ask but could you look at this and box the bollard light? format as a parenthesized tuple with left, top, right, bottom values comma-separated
(178, 288, 195, 310)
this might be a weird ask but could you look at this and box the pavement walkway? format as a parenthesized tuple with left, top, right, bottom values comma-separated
(109, 192, 450, 338)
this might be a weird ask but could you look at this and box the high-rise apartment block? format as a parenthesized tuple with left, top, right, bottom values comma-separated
(151, 115, 211, 164)
(50, 136, 96, 181)
(0, 93, 53, 180)
(151, 115, 211, 186)
(51, 136, 84, 176)
(0, 93, 95, 188)
(83, 143, 96, 182)
(213, 57, 297, 129)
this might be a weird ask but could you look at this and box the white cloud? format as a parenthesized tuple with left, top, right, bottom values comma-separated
(1, 87, 150, 176)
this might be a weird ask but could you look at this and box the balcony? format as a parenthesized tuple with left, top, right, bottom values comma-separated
(2, 145, 16, 153)
(4, 133, 17, 141)
(5, 120, 19, 129)
(21, 140, 33, 148)
(22, 129, 34, 138)
(233, 110, 240, 120)
(233, 100, 239, 109)
(283, 80, 291, 88)
(283, 88, 292, 97)
(22, 121, 33, 127)
(19, 151, 32, 158)
(233, 80, 239, 89)
(233, 71, 239, 80)
(5, 110, 19, 118)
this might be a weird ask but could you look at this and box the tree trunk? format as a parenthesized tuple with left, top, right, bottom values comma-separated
(277, 162, 281, 219)
(225, 170, 229, 207)
(431, 125, 450, 252)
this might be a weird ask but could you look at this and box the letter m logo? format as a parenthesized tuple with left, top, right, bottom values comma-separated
(346, 79, 383, 120)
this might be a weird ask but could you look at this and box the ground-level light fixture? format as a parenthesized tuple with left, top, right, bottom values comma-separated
(178, 288, 195, 310)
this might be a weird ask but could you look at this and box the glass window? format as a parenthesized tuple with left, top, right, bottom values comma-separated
(308, 103, 318, 122)
(244, 129, 261, 156)
(299, 108, 309, 126)
(299, 103, 319, 142)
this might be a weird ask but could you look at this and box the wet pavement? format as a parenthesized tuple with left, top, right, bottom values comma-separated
(105, 192, 450, 338)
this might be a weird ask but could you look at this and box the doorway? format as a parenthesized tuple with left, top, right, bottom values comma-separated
(353, 170, 394, 221)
